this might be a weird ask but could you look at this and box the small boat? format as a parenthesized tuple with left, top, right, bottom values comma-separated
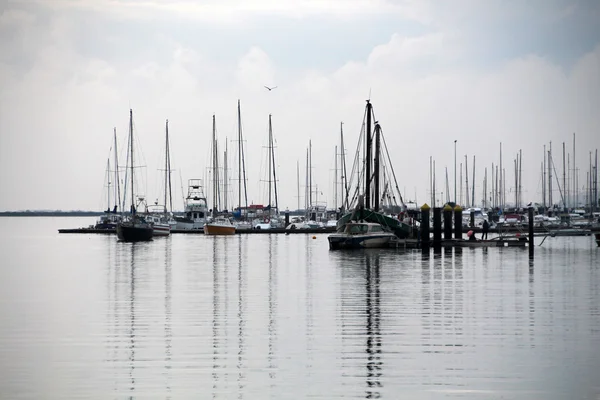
(204, 217, 236, 235)
(328, 221, 396, 250)
(117, 215, 153, 242)
(116, 109, 153, 242)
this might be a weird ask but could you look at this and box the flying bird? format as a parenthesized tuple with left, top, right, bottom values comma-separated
(264, 85, 277, 91)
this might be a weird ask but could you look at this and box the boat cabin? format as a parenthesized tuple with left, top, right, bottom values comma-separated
(339, 221, 388, 234)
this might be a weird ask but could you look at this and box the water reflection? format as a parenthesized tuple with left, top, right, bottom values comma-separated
(236, 236, 246, 399)
(164, 239, 172, 397)
(268, 234, 277, 383)
(364, 252, 382, 399)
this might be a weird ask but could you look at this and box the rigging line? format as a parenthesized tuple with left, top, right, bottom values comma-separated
(379, 127, 405, 207)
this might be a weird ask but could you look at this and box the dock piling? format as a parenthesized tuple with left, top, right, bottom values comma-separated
(420, 203, 430, 250)
(443, 204, 453, 240)
(454, 205, 463, 240)
(433, 207, 442, 249)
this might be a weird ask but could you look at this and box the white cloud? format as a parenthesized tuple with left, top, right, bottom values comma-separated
(0, 2, 598, 211)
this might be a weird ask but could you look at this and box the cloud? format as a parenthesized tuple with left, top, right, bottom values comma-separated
(0, 1, 599, 211)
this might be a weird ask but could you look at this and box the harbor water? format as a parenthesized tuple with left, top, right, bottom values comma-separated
(1, 217, 599, 399)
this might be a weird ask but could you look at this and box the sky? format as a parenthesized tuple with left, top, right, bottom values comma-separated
(0, 0, 599, 212)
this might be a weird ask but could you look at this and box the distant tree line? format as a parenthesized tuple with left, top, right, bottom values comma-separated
(0, 211, 104, 217)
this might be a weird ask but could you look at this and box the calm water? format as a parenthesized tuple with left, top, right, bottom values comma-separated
(1, 217, 599, 399)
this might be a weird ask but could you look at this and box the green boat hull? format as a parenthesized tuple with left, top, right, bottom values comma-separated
(336, 208, 412, 239)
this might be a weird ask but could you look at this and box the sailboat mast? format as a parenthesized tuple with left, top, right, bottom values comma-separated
(106, 158, 111, 211)
(465, 155, 469, 208)
(212, 115, 219, 217)
(238, 100, 242, 210)
(334, 145, 338, 211)
(373, 122, 381, 211)
(472, 155, 476, 207)
(164, 120, 169, 212)
(340, 122, 348, 211)
(305, 149, 309, 215)
(167, 121, 172, 213)
(114, 128, 121, 213)
(297, 160, 300, 211)
(268, 115, 272, 212)
(224, 139, 228, 211)
(129, 109, 134, 216)
(365, 100, 372, 209)
(309, 139, 313, 210)
(270, 115, 279, 214)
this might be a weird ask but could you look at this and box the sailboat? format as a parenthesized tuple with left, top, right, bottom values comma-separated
(204, 114, 236, 235)
(143, 119, 174, 236)
(252, 114, 282, 229)
(95, 128, 123, 230)
(328, 100, 411, 249)
(232, 100, 252, 231)
(116, 109, 154, 242)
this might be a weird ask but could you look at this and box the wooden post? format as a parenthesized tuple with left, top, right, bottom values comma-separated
(433, 207, 442, 249)
(420, 204, 430, 250)
(443, 204, 453, 240)
(454, 205, 463, 240)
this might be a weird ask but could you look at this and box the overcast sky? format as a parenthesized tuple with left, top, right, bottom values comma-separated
(0, 0, 599, 211)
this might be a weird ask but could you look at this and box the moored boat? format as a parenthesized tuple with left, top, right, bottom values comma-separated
(117, 216, 153, 242)
(204, 217, 236, 235)
(174, 179, 208, 230)
(116, 109, 153, 242)
(328, 221, 396, 250)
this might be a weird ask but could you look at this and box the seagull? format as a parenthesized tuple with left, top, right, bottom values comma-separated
(264, 85, 277, 91)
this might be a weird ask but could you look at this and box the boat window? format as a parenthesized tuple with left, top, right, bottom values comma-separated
(371, 225, 383, 232)
(348, 225, 362, 234)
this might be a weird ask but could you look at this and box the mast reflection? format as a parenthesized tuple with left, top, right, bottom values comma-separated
(164, 238, 172, 396)
(364, 252, 382, 399)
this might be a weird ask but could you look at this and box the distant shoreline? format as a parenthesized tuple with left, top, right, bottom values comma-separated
(0, 211, 104, 217)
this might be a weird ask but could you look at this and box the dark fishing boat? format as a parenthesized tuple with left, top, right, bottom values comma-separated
(116, 109, 153, 242)
(328, 100, 412, 249)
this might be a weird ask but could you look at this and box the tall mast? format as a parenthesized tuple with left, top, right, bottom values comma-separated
(483, 167, 487, 209)
(309, 139, 312, 210)
(445, 167, 449, 204)
(268, 115, 272, 211)
(269, 114, 279, 214)
(340, 122, 348, 211)
(297, 160, 300, 210)
(518, 150, 522, 208)
(429, 156, 433, 206)
(365, 100, 372, 209)
(129, 109, 134, 216)
(334, 145, 338, 210)
(563, 142, 567, 211)
(549, 142, 553, 209)
(472, 155, 476, 207)
(238, 101, 242, 210)
(573, 133, 576, 207)
(373, 122, 381, 212)
(305, 149, 309, 215)
(106, 158, 111, 212)
(224, 139, 228, 212)
(543, 145, 546, 210)
(166, 121, 172, 213)
(164, 120, 169, 212)
(499, 142, 503, 210)
(114, 128, 121, 213)
(212, 114, 218, 217)
(465, 155, 469, 208)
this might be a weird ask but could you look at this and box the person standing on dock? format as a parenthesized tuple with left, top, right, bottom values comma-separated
(482, 219, 489, 240)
